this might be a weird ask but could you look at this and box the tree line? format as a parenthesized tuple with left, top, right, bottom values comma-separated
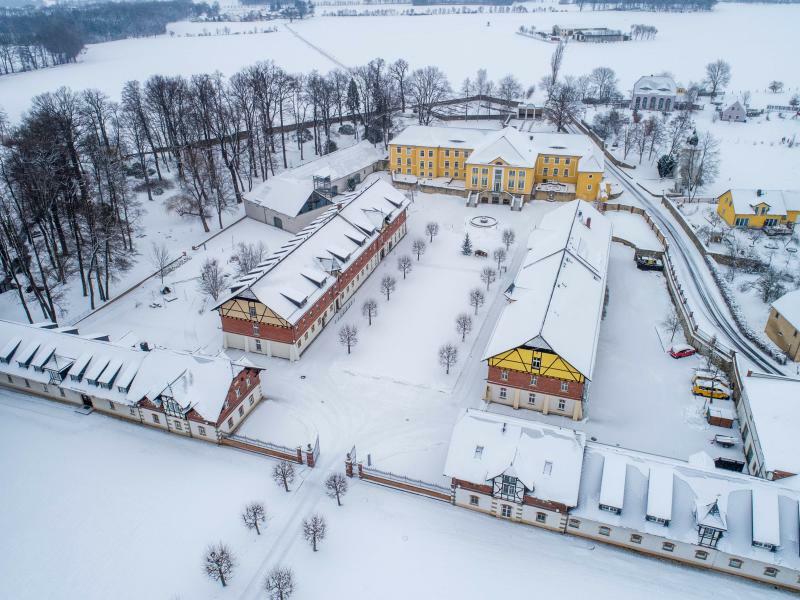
(575, 0, 716, 10)
(0, 1, 214, 75)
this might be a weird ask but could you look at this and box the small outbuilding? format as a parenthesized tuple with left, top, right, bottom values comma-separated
(721, 101, 747, 122)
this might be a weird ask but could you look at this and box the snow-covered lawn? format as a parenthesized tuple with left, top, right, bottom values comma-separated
(75, 217, 293, 354)
(0, 389, 786, 600)
(491, 243, 743, 463)
(2, 3, 800, 121)
(236, 188, 548, 482)
(605, 210, 664, 251)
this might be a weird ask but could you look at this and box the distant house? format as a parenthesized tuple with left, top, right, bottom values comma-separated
(632, 75, 677, 112)
(721, 101, 747, 122)
(765, 289, 800, 362)
(244, 141, 386, 233)
(716, 188, 800, 229)
(552, 25, 628, 43)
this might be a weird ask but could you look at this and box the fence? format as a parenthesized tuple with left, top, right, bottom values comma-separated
(599, 203, 668, 258)
(221, 432, 305, 464)
(345, 453, 452, 502)
(572, 118, 636, 169)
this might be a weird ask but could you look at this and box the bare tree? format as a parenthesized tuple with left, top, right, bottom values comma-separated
(480, 266, 497, 290)
(265, 567, 295, 600)
(497, 74, 523, 105)
(589, 67, 618, 104)
(325, 473, 348, 506)
(361, 298, 378, 325)
(390, 58, 410, 112)
(264, 567, 295, 600)
(756, 267, 786, 303)
(409, 66, 451, 125)
(380, 275, 397, 300)
(542, 41, 565, 102)
(469, 287, 485, 315)
(678, 131, 720, 201)
(704, 60, 731, 97)
(199, 258, 226, 301)
(501, 228, 516, 251)
(150, 242, 171, 285)
(338, 324, 358, 354)
(661, 307, 682, 343)
(242, 502, 266, 535)
(397, 255, 413, 279)
(302, 513, 327, 552)
(412, 238, 427, 261)
(455, 313, 473, 342)
(425, 222, 440, 243)
(546, 81, 582, 131)
(438, 343, 458, 375)
(204, 543, 235, 587)
(493, 247, 507, 271)
(234, 241, 268, 276)
(768, 80, 784, 94)
(272, 461, 296, 492)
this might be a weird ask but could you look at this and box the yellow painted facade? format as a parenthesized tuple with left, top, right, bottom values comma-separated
(389, 142, 602, 201)
(716, 190, 800, 229)
(487, 347, 585, 383)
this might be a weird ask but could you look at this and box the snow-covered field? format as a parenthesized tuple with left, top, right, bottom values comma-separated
(2, 3, 800, 121)
(0, 390, 785, 600)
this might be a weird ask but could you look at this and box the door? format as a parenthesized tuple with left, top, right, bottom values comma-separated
(81, 394, 93, 408)
(493, 168, 503, 192)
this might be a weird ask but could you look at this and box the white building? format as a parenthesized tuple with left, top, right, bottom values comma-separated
(721, 100, 747, 122)
(0, 320, 263, 440)
(244, 140, 386, 232)
(632, 75, 678, 112)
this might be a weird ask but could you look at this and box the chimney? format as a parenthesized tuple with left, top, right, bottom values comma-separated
(746, 370, 752, 377)
(502, 422, 507, 434)
(586, 217, 592, 229)
(756, 189, 762, 197)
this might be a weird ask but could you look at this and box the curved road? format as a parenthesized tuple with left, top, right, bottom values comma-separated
(602, 158, 783, 375)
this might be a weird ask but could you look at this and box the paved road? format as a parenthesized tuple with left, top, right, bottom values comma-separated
(602, 159, 783, 375)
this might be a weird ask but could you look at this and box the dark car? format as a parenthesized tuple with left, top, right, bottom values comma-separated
(636, 256, 664, 271)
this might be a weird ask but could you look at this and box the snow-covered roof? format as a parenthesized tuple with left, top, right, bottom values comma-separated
(772, 288, 800, 327)
(390, 124, 491, 150)
(0, 319, 248, 423)
(217, 179, 409, 324)
(599, 453, 627, 510)
(723, 100, 746, 113)
(467, 127, 537, 167)
(483, 200, 612, 379)
(575, 444, 800, 568)
(725, 188, 800, 217)
(740, 371, 800, 476)
(245, 141, 386, 217)
(444, 409, 586, 507)
(633, 75, 677, 96)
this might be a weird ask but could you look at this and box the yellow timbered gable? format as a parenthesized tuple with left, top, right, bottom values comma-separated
(488, 347, 585, 383)
(218, 298, 291, 328)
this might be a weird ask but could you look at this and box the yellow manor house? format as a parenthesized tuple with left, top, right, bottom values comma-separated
(716, 188, 800, 229)
(388, 125, 606, 204)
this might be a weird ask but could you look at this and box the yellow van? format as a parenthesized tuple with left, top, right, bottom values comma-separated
(692, 377, 731, 400)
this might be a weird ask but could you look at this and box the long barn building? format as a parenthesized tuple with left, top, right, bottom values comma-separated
(482, 200, 611, 420)
(216, 179, 409, 360)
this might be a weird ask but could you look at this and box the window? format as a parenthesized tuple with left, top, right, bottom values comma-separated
(554, 157, 560, 164)
(564, 169, 569, 178)
(129, 407, 136, 416)
(469, 495, 479, 506)
(561, 381, 569, 392)
(249, 305, 257, 318)
(152, 414, 160, 424)
(174, 421, 183, 431)
(728, 558, 742, 569)
(734, 217, 749, 227)
(428, 150, 433, 157)
(472, 176, 478, 186)
(252, 323, 260, 336)
(558, 399, 566, 411)
(587, 185, 592, 191)
(565, 158, 571, 165)
(544, 157, 550, 163)
(500, 475, 517, 500)
(553, 168, 559, 176)
(501, 504, 513, 518)
(24, 379, 29, 388)
(6, 374, 11, 383)
(42, 384, 48, 393)
(630, 534, 642, 544)
(428, 161, 433, 168)
(542, 168, 548, 177)
(599, 526, 611, 536)
(695, 550, 708, 560)
(249, 396, 255, 406)
(482, 167, 488, 174)
(530, 375, 538, 386)
(500, 369, 509, 381)
(227, 417, 234, 428)
(255, 339, 262, 351)
(568, 518, 581, 528)
(474, 445, 484, 458)
(396, 157, 401, 165)
(662, 542, 675, 552)
(108, 401, 115, 411)
(531, 356, 541, 370)
(238, 405, 244, 417)
(528, 393, 536, 405)
(419, 161, 424, 169)
(481, 177, 488, 187)
(59, 388, 65, 398)
(499, 387, 507, 400)
(405, 148, 411, 155)
(445, 149, 450, 157)
(536, 512, 547, 523)
(764, 567, 778, 578)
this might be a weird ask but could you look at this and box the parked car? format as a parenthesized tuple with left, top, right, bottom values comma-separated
(474, 249, 488, 258)
(692, 378, 731, 400)
(668, 344, 696, 359)
(636, 256, 664, 271)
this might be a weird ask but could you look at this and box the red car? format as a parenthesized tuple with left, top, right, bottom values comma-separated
(669, 344, 696, 359)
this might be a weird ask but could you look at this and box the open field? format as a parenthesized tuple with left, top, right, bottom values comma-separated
(1, 3, 799, 121)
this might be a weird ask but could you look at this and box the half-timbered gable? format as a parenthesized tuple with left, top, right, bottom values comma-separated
(216, 178, 409, 360)
(483, 200, 611, 420)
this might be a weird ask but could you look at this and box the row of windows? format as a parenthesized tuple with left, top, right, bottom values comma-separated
(497, 387, 567, 410)
(542, 156, 571, 165)
(542, 167, 570, 178)
(394, 147, 469, 159)
(498, 370, 569, 392)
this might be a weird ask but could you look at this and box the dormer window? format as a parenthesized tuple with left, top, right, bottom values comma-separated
(474, 446, 484, 458)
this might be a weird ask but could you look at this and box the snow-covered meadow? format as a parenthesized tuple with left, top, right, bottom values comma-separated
(2, 2, 800, 122)
(0, 390, 785, 600)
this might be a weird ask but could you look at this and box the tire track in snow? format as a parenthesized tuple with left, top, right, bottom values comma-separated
(283, 24, 349, 70)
